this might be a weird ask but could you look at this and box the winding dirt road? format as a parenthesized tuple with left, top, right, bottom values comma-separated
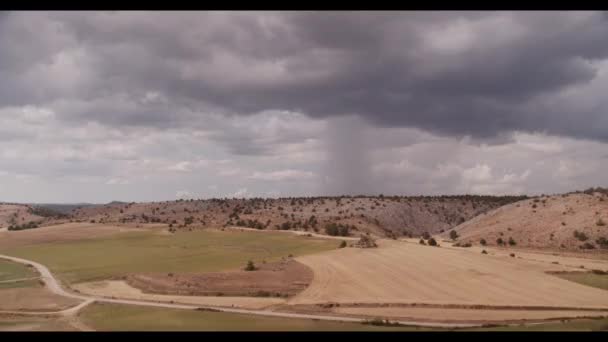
(0, 254, 484, 329)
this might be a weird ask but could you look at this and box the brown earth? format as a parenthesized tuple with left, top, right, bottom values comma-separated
(125, 259, 313, 298)
(0, 222, 145, 249)
(72, 280, 284, 309)
(441, 192, 608, 252)
(0, 286, 81, 312)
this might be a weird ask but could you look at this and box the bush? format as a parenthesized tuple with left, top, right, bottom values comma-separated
(580, 242, 596, 250)
(508, 237, 516, 246)
(496, 238, 504, 246)
(574, 230, 589, 242)
(481, 250, 488, 254)
(244, 260, 256, 271)
(597, 218, 606, 226)
(480, 238, 487, 246)
(419, 239, 426, 245)
(449, 230, 459, 240)
(596, 237, 608, 249)
(339, 240, 347, 248)
(510, 253, 515, 257)
(428, 238, 437, 246)
(422, 231, 431, 240)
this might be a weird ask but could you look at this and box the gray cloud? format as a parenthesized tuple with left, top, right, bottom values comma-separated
(0, 11, 608, 202)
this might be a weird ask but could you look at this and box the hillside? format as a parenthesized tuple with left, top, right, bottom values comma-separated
(441, 192, 608, 252)
(71, 195, 525, 238)
(0, 204, 45, 230)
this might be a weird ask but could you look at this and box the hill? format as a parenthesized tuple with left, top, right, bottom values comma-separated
(441, 191, 608, 252)
(71, 195, 526, 238)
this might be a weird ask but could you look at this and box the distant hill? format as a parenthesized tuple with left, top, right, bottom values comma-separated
(72, 195, 526, 237)
(440, 191, 608, 252)
(31, 203, 97, 215)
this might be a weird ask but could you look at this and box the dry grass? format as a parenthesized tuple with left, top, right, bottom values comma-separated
(290, 239, 608, 309)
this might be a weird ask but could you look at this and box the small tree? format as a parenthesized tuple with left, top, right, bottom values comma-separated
(244, 260, 256, 271)
(449, 230, 459, 240)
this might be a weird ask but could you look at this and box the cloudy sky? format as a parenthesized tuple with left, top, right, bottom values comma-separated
(1, 11, 607, 203)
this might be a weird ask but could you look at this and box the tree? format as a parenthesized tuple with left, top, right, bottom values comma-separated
(449, 230, 459, 240)
(244, 260, 256, 271)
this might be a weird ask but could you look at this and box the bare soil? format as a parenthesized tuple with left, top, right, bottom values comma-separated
(125, 259, 312, 298)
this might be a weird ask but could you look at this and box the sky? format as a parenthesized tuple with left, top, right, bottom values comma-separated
(1, 11, 607, 203)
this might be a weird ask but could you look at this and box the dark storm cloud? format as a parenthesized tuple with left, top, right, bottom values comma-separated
(1, 11, 608, 143)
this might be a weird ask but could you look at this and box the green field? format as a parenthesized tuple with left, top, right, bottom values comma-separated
(0, 259, 38, 282)
(468, 318, 608, 331)
(0, 259, 39, 289)
(0, 230, 339, 284)
(78, 303, 430, 331)
(553, 272, 608, 291)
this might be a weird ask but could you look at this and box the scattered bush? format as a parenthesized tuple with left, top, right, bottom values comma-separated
(573, 230, 589, 242)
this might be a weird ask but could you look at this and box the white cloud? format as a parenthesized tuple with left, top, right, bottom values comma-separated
(248, 169, 315, 181)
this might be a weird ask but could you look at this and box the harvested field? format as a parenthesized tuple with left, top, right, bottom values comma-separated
(0, 228, 338, 284)
(127, 258, 313, 297)
(290, 239, 608, 309)
(0, 286, 81, 312)
(73, 280, 285, 309)
(0, 222, 141, 250)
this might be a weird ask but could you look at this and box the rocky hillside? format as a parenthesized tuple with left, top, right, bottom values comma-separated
(71, 195, 526, 238)
(441, 190, 608, 252)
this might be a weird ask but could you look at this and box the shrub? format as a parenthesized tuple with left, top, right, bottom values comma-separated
(244, 260, 256, 271)
(339, 240, 347, 248)
(573, 230, 589, 242)
(597, 218, 606, 226)
(508, 237, 516, 246)
(481, 250, 488, 254)
(596, 237, 608, 249)
(422, 231, 431, 240)
(510, 253, 515, 257)
(580, 242, 595, 250)
(428, 238, 437, 246)
(496, 238, 504, 246)
(480, 238, 487, 246)
(419, 239, 426, 245)
(449, 230, 459, 240)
